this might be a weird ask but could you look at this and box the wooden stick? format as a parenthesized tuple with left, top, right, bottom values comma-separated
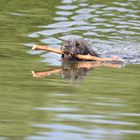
(32, 45, 124, 62)
(77, 61, 123, 69)
(32, 45, 63, 54)
(76, 54, 124, 62)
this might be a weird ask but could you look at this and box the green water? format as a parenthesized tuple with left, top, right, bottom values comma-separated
(0, 0, 140, 140)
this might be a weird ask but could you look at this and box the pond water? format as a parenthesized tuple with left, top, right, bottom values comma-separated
(0, 0, 140, 140)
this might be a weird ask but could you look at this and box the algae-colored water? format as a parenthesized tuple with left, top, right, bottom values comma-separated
(0, 0, 140, 140)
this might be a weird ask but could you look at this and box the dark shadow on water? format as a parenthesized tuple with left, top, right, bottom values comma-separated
(32, 61, 125, 83)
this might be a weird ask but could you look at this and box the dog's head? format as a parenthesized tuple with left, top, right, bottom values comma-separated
(61, 38, 99, 60)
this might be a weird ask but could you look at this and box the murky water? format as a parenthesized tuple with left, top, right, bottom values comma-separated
(0, 0, 140, 140)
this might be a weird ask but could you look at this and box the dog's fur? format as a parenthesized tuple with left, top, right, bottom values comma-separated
(61, 38, 99, 60)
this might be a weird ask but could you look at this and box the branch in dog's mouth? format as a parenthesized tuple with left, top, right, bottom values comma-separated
(32, 38, 124, 62)
(32, 45, 124, 62)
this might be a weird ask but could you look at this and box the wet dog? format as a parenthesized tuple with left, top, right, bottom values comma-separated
(61, 38, 99, 60)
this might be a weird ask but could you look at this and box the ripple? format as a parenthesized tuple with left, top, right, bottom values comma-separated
(93, 102, 125, 107)
(103, 7, 131, 12)
(41, 37, 62, 44)
(38, 25, 97, 36)
(54, 17, 68, 21)
(90, 4, 106, 9)
(118, 113, 140, 117)
(60, 35, 82, 40)
(27, 32, 40, 38)
(34, 107, 79, 112)
(38, 28, 71, 36)
(56, 11, 73, 16)
(83, 31, 98, 36)
(10, 12, 26, 16)
(62, 0, 73, 4)
(57, 5, 78, 10)
(90, 119, 136, 125)
(41, 52, 61, 66)
(58, 114, 105, 120)
(39, 21, 87, 28)
(34, 132, 85, 140)
(75, 8, 95, 13)
(71, 14, 93, 20)
(116, 25, 130, 29)
(118, 130, 140, 134)
(79, 3, 88, 7)
(113, 2, 129, 7)
(33, 124, 85, 132)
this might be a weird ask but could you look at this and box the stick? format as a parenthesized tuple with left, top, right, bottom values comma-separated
(76, 54, 124, 62)
(77, 61, 123, 69)
(32, 45, 124, 62)
(32, 45, 63, 54)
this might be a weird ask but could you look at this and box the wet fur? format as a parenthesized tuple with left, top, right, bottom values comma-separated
(61, 38, 99, 60)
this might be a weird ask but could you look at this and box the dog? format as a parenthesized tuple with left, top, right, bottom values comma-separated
(61, 38, 99, 60)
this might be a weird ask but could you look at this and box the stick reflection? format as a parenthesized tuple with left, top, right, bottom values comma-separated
(32, 61, 124, 82)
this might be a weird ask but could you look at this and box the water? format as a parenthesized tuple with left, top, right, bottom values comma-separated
(0, 0, 140, 140)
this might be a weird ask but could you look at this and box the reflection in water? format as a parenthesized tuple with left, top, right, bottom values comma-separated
(32, 61, 124, 82)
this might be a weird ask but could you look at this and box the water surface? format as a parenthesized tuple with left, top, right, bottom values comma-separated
(0, 0, 140, 140)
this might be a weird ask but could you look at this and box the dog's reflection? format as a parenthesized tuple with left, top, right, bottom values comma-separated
(32, 61, 124, 82)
